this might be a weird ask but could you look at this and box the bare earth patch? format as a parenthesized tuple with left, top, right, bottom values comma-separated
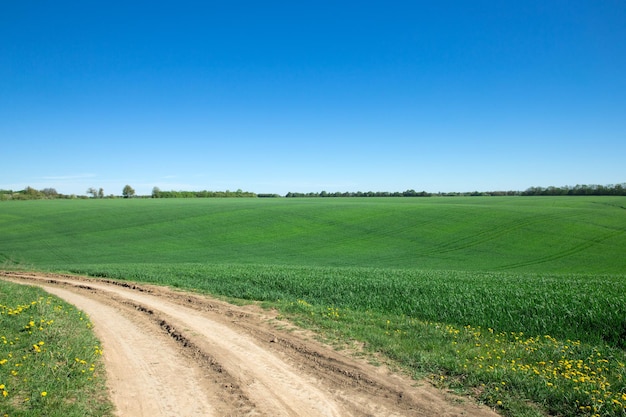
(1, 271, 499, 417)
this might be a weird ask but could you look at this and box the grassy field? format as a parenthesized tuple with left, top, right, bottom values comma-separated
(1, 196, 626, 416)
(1, 196, 625, 273)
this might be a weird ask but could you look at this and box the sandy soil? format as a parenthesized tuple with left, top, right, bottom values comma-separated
(1, 271, 499, 417)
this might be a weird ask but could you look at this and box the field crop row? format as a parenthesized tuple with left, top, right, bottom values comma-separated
(65, 263, 626, 349)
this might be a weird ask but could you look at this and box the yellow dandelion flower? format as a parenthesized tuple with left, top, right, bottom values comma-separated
(41, 391, 47, 397)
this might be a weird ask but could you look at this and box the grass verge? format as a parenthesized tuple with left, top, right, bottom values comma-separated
(278, 300, 626, 417)
(0, 280, 112, 417)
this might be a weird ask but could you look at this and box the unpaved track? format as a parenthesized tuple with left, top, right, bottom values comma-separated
(1, 271, 499, 417)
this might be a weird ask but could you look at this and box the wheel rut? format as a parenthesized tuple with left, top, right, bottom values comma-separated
(1, 271, 499, 417)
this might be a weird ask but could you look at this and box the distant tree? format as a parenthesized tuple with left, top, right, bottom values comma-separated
(152, 186, 161, 198)
(122, 185, 136, 198)
(24, 186, 39, 197)
(41, 188, 58, 197)
(98, 188, 104, 198)
(87, 187, 98, 198)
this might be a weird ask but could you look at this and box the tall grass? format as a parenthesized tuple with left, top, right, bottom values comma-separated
(64, 263, 626, 349)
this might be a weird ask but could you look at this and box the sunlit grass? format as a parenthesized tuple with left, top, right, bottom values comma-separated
(1, 197, 625, 273)
(281, 300, 626, 417)
(63, 264, 626, 349)
(0, 281, 112, 417)
(440, 325, 626, 416)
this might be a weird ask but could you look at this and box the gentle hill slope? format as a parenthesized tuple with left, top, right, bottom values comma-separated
(1, 196, 625, 273)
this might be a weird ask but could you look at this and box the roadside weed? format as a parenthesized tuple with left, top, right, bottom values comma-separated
(281, 303, 626, 417)
(0, 281, 112, 417)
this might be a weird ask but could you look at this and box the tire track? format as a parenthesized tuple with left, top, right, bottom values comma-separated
(495, 227, 626, 270)
(1, 271, 500, 417)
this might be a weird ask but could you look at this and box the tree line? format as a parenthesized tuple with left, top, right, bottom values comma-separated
(151, 187, 256, 198)
(520, 183, 626, 196)
(0, 186, 127, 200)
(2, 183, 625, 201)
(285, 189, 432, 198)
(0, 187, 70, 200)
(286, 183, 626, 197)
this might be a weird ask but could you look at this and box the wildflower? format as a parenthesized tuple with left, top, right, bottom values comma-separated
(41, 391, 47, 397)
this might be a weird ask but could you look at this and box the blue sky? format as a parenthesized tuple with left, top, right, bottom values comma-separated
(1, 1, 625, 196)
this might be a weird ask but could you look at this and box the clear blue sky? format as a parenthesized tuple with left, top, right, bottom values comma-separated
(2, 1, 625, 196)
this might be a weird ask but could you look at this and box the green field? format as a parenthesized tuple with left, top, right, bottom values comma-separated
(2, 197, 625, 272)
(1, 196, 626, 416)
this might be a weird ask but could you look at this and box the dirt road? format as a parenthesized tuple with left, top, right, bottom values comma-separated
(1, 271, 499, 417)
